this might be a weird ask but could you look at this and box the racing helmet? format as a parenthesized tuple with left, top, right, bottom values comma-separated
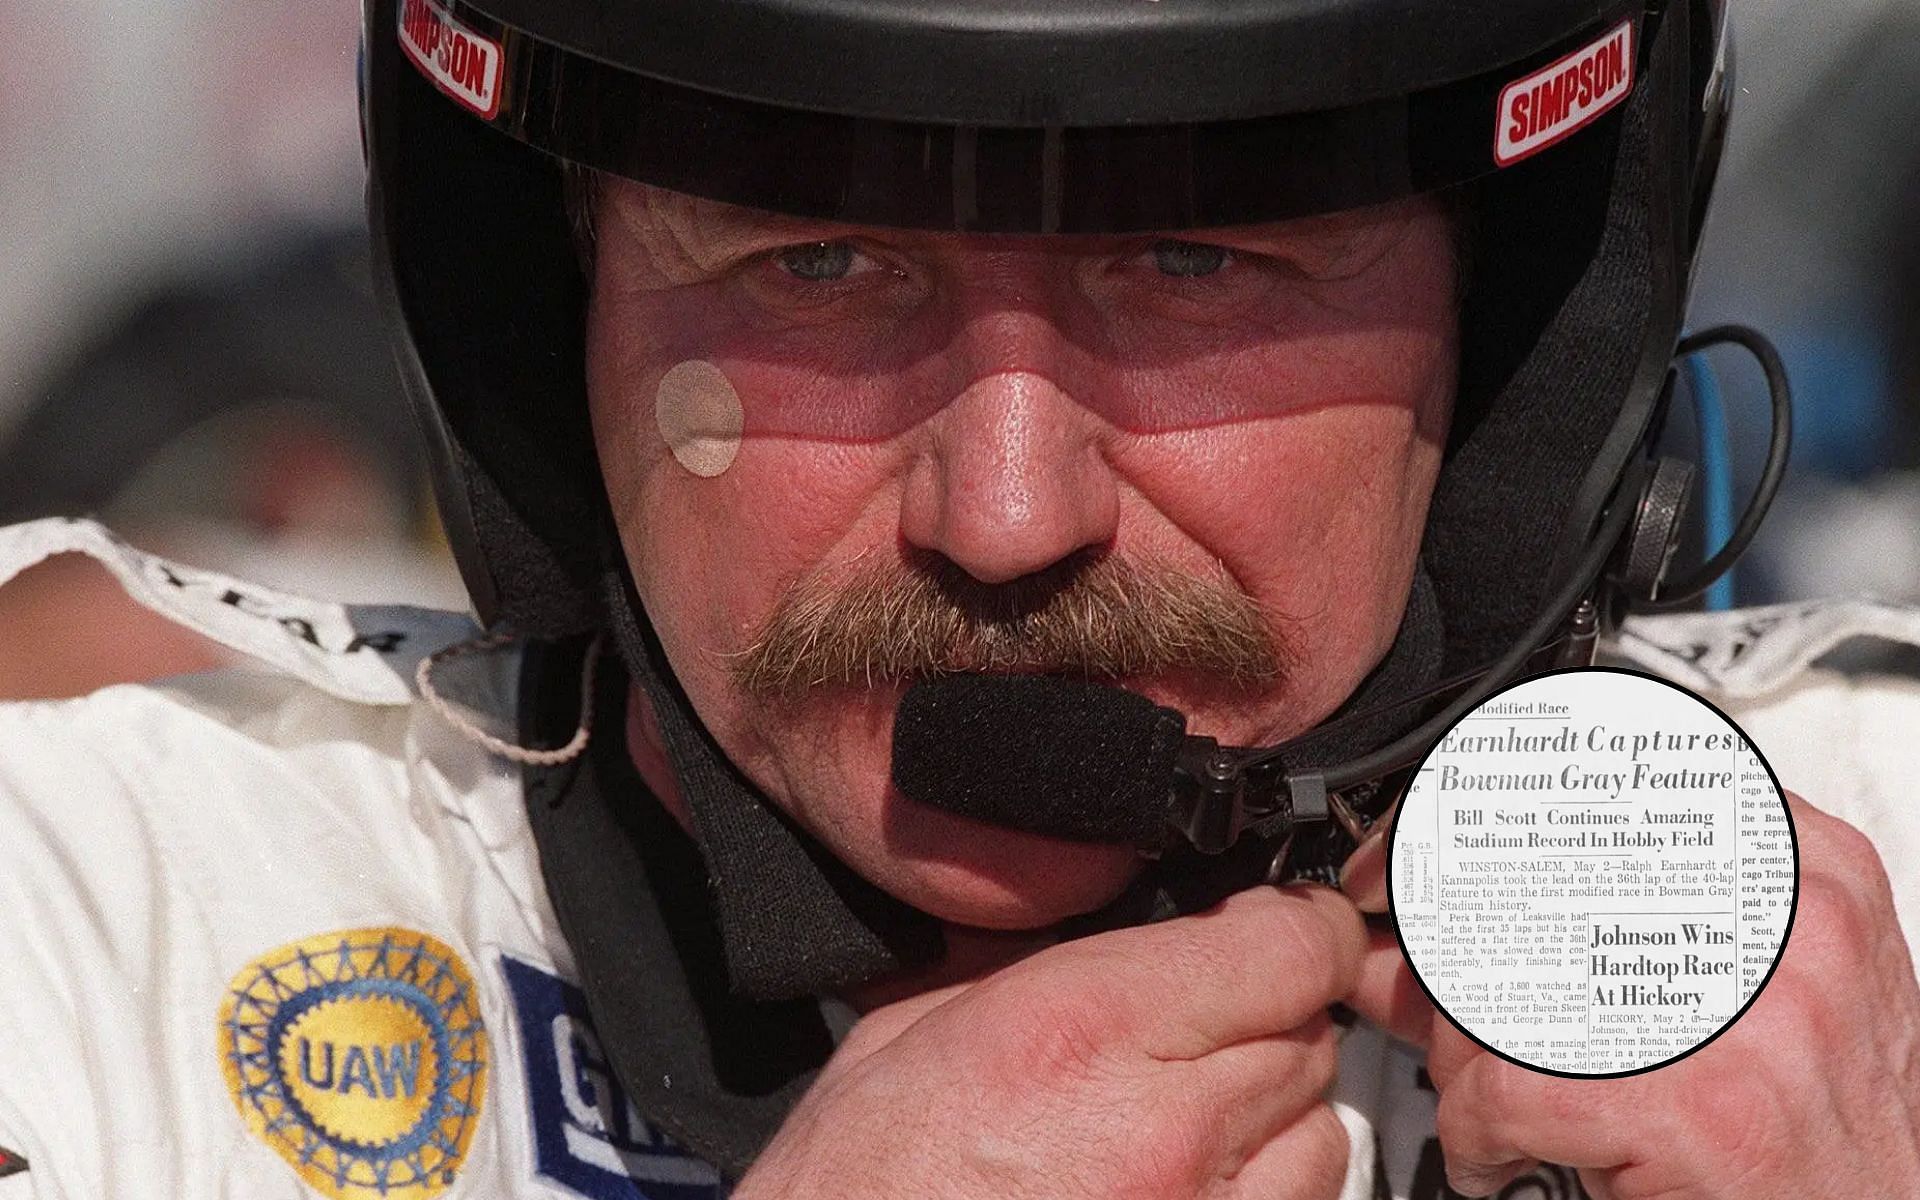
(360, 0, 1763, 995)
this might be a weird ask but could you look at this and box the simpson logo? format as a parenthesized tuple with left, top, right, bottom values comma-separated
(1495, 21, 1635, 167)
(398, 0, 504, 120)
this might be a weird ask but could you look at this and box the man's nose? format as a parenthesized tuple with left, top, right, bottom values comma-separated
(899, 364, 1120, 586)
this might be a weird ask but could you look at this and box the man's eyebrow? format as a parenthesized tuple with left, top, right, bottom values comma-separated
(688, 206, 829, 248)
(613, 186, 859, 261)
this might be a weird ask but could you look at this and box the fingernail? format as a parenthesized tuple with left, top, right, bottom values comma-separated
(1448, 1162, 1530, 1197)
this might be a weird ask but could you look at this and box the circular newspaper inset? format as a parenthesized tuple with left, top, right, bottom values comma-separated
(1387, 667, 1798, 1077)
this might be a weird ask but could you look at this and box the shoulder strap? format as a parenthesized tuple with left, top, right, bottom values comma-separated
(0, 517, 478, 705)
(519, 643, 833, 1178)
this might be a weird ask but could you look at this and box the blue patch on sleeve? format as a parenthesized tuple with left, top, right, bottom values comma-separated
(500, 955, 729, 1200)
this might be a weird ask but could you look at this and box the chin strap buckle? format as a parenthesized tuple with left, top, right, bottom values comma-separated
(1169, 737, 1247, 855)
(1170, 746, 1359, 858)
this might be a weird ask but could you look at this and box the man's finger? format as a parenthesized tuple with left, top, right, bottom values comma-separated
(1180, 1016, 1343, 1156)
(1433, 1051, 1641, 1178)
(1029, 884, 1367, 1061)
(1443, 1156, 1539, 1199)
(838, 980, 973, 1065)
(1344, 919, 1436, 1047)
(1221, 1102, 1355, 1200)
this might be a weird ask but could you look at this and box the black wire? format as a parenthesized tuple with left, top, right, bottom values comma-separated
(1316, 489, 1639, 793)
(1244, 325, 1788, 814)
(1642, 324, 1794, 608)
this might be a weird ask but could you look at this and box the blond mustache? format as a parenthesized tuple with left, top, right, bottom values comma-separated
(731, 549, 1294, 698)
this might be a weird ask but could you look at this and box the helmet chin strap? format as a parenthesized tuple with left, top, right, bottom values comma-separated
(596, 560, 1446, 1002)
(599, 565, 946, 1002)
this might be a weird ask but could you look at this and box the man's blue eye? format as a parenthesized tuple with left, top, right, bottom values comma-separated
(1151, 239, 1231, 278)
(777, 241, 856, 281)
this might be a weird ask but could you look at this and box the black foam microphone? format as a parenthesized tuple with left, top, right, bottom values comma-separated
(890, 674, 1190, 846)
(891, 673, 1355, 856)
(889, 494, 1648, 858)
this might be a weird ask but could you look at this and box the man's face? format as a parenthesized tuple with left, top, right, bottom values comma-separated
(587, 177, 1459, 930)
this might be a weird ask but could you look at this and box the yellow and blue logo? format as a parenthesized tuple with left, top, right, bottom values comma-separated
(219, 928, 488, 1199)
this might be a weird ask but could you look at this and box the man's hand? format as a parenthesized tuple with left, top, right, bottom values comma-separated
(1343, 791, 1920, 1198)
(735, 886, 1365, 1200)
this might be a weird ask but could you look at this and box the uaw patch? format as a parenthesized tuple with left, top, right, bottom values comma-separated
(219, 928, 488, 1199)
(500, 955, 726, 1199)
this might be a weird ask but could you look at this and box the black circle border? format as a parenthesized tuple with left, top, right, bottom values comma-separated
(1382, 664, 1803, 1080)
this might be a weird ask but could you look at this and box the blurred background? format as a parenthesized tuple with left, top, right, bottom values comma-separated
(0, 0, 1916, 698)
(0, 0, 464, 697)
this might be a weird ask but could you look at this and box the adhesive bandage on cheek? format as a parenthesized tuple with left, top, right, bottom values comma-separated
(654, 360, 744, 478)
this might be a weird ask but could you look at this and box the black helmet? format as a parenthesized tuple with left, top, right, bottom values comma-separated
(360, 0, 1764, 995)
(365, 0, 1734, 630)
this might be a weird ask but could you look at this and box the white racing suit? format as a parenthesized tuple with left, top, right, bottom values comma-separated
(2, 516, 1918, 1200)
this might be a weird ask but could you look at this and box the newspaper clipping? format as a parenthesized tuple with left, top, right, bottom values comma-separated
(1390, 669, 1795, 1074)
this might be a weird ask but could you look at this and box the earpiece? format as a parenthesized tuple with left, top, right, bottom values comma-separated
(1615, 455, 1697, 603)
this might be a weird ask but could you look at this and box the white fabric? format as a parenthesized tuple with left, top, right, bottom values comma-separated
(0, 516, 469, 705)
(0, 520, 719, 1200)
(2, 517, 1918, 1200)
